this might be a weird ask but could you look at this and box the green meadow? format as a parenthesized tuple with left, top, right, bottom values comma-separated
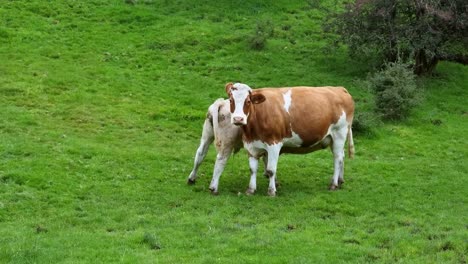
(0, 1, 466, 263)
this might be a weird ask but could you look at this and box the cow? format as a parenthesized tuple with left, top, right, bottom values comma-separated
(187, 98, 243, 195)
(226, 82, 355, 196)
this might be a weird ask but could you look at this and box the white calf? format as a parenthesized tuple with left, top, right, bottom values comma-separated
(187, 99, 242, 194)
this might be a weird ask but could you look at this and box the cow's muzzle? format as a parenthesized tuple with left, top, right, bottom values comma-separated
(232, 116, 246, 126)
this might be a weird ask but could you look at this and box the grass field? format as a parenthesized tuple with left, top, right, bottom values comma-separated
(0, 0, 467, 263)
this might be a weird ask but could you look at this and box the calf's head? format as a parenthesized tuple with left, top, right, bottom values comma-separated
(225, 82, 265, 126)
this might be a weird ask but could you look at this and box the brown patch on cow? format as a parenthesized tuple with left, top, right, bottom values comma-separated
(229, 98, 234, 114)
(225, 82, 234, 94)
(241, 87, 354, 147)
(288, 87, 354, 146)
(243, 95, 252, 116)
(251, 93, 266, 104)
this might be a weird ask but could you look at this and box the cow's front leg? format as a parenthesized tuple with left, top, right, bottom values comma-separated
(266, 144, 282, 197)
(246, 156, 258, 195)
(261, 154, 281, 188)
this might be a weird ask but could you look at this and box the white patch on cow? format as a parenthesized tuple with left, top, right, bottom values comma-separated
(322, 110, 348, 140)
(282, 89, 292, 113)
(244, 140, 267, 158)
(283, 131, 303, 147)
(230, 83, 252, 125)
(333, 111, 348, 130)
(233, 83, 251, 91)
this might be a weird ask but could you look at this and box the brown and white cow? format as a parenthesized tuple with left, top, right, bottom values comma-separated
(226, 82, 355, 196)
(187, 98, 243, 194)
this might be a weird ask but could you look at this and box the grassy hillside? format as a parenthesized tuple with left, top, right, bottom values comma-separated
(0, 0, 466, 263)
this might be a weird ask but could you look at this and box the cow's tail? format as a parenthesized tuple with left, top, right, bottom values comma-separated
(208, 98, 224, 141)
(347, 124, 355, 159)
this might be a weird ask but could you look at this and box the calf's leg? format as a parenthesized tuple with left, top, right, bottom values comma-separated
(187, 119, 214, 184)
(209, 147, 232, 195)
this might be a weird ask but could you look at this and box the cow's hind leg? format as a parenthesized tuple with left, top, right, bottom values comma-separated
(330, 125, 348, 190)
(187, 119, 214, 185)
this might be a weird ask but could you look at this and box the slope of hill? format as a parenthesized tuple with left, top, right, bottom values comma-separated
(0, 1, 466, 263)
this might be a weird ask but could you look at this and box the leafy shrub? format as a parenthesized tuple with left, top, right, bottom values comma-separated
(352, 111, 381, 137)
(324, 0, 468, 75)
(248, 20, 274, 50)
(368, 62, 421, 120)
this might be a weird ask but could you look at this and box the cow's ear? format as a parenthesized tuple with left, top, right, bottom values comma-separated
(225, 82, 234, 94)
(251, 93, 266, 104)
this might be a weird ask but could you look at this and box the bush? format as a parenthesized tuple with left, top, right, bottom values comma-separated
(248, 20, 274, 50)
(352, 111, 381, 137)
(324, 0, 468, 75)
(368, 62, 421, 120)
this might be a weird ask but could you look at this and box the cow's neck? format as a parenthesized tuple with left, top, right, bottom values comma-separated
(241, 105, 265, 143)
(240, 103, 294, 145)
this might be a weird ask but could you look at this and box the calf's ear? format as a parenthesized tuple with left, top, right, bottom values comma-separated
(225, 82, 234, 94)
(251, 93, 266, 104)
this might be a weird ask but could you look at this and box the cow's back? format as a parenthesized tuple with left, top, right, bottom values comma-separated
(289, 87, 353, 146)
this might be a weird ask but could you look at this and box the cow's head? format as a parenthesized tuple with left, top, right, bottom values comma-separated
(225, 82, 265, 126)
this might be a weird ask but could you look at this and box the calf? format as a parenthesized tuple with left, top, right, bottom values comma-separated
(226, 82, 355, 196)
(187, 98, 242, 194)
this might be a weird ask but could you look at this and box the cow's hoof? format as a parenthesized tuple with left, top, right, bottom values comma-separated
(267, 188, 276, 197)
(329, 184, 339, 191)
(209, 187, 219, 195)
(187, 178, 196, 185)
(245, 188, 256, 195)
